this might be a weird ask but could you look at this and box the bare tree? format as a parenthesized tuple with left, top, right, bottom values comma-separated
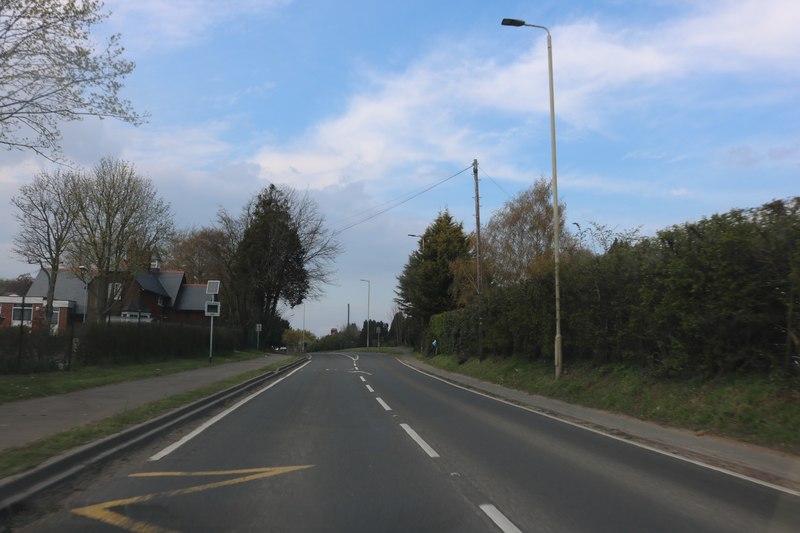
(287, 188, 342, 299)
(69, 157, 173, 320)
(0, 0, 143, 159)
(0, 272, 33, 295)
(11, 168, 80, 324)
(482, 178, 566, 286)
(163, 227, 227, 284)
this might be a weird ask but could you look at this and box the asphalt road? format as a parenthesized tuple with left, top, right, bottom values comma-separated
(18, 353, 800, 532)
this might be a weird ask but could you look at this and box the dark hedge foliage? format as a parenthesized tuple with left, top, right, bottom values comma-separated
(431, 197, 800, 378)
(0, 321, 241, 373)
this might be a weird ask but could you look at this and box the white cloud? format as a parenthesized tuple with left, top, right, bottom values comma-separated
(103, 0, 291, 52)
(250, 0, 800, 194)
(675, 0, 800, 70)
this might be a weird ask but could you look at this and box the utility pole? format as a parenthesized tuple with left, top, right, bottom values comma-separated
(473, 159, 483, 360)
(473, 160, 483, 295)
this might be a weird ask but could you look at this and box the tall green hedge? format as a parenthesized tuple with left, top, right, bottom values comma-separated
(432, 198, 800, 378)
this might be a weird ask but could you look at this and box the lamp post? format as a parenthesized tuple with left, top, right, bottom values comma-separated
(79, 265, 88, 323)
(502, 17, 563, 379)
(407, 234, 425, 254)
(359, 279, 370, 348)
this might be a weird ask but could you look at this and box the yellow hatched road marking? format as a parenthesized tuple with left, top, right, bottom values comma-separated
(71, 465, 314, 532)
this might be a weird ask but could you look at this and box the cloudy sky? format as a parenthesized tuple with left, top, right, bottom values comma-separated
(1, 0, 798, 336)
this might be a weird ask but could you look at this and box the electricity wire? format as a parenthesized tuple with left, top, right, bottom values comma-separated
(331, 164, 473, 234)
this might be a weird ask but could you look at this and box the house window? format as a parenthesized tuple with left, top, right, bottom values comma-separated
(12, 304, 32, 322)
(121, 311, 151, 321)
(157, 295, 163, 307)
(50, 310, 59, 325)
(108, 282, 122, 301)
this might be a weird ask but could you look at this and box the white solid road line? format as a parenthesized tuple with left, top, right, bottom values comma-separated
(396, 359, 800, 498)
(376, 397, 392, 411)
(400, 423, 440, 458)
(479, 504, 522, 533)
(149, 361, 310, 461)
(366, 385, 375, 393)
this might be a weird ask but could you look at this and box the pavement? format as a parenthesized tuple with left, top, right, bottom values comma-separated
(1, 350, 798, 496)
(0, 354, 292, 453)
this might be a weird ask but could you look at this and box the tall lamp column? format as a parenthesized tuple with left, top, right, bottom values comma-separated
(502, 18, 563, 379)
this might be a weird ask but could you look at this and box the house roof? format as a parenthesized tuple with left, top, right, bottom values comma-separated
(27, 269, 88, 315)
(174, 285, 211, 312)
(25, 268, 206, 317)
(157, 271, 185, 305)
(135, 272, 169, 298)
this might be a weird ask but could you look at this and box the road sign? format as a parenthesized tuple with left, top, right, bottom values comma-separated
(205, 301, 221, 317)
(256, 323, 262, 332)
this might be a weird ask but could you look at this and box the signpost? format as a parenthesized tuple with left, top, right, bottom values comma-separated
(205, 281, 221, 363)
(256, 323, 262, 351)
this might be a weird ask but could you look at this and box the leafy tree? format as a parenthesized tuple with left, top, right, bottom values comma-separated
(11, 168, 80, 322)
(234, 185, 307, 340)
(388, 310, 410, 346)
(213, 185, 339, 344)
(0, 0, 143, 159)
(359, 319, 388, 347)
(395, 210, 469, 329)
(69, 157, 173, 321)
(282, 328, 316, 353)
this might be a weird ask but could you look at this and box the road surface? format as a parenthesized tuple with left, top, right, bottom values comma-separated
(18, 352, 800, 532)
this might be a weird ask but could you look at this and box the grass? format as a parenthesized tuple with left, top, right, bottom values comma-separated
(341, 346, 408, 354)
(0, 355, 302, 480)
(0, 351, 274, 405)
(424, 354, 800, 453)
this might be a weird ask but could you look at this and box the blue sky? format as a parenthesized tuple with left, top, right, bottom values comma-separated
(1, 0, 798, 336)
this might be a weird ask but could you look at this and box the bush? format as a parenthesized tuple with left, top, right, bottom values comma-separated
(0, 327, 69, 373)
(433, 197, 800, 380)
(74, 321, 240, 366)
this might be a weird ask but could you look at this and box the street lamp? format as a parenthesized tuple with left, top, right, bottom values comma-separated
(79, 265, 88, 323)
(359, 279, 370, 348)
(502, 17, 563, 379)
(407, 234, 425, 254)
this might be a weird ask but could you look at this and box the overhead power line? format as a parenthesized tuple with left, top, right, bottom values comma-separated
(331, 164, 473, 234)
(477, 164, 513, 200)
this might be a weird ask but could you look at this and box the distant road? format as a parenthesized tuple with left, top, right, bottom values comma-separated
(25, 353, 800, 532)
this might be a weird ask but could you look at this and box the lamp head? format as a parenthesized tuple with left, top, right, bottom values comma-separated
(501, 18, 526, 27)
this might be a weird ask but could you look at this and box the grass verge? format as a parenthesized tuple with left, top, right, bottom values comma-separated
(424, 354, 800, 453)
(0, 356, 302, 480)
(0, 351, 273, 405)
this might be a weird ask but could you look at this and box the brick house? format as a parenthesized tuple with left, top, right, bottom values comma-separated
(0, 294, 74, 335)
(0, 266, 212, 334)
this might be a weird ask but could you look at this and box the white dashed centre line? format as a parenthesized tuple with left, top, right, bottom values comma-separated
(400, 423, 440, 458)
(359, 376, 366, 382)
(366, 385, 374, 393)
(479, 504, 522, 533)
(376, 397, 392, 411)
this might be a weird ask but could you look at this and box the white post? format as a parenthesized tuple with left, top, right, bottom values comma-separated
(502, 18, 563, 379)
